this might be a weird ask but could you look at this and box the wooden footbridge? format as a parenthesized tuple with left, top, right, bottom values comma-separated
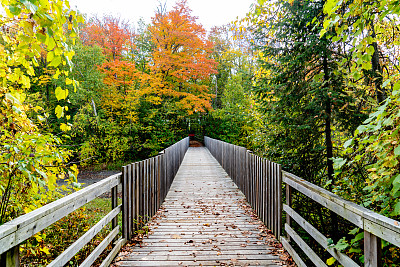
(1, 137, 400, 266)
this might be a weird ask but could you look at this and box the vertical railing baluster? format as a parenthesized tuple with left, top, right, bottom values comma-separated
(364, 231, 382, 267)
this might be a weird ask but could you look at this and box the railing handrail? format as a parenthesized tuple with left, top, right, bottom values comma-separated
(283, 170, 400, 267)
(204, 136, 282, 238)
(0, 137, 190, 267)
(0, 173, 121, 254)
(204, 136, 400, 267)
(283, 171, 400, 242)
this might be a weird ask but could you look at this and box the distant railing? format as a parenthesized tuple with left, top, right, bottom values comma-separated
(204, 136, 282, 238)
(0, 137, 189, 267)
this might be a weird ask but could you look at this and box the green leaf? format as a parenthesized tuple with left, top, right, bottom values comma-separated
(391, 174, 400, 195)
(21, 0, 38, 14)
(351, 232, 364, 245)
(36, 32, 46, 43)
(8, 5, 21, 15)
(391, 201, 400, 216)
(5, 93, 22, 105)
(55, 105, 64, 118)
(324, 0, 338, 15)
(335, 237, 349, 251)
(46, 51, 54, 62)
(344, 138, 353, 148)
(349, 247, 362, 253)
(326, 257, 336, 265)
(394, 81, 400, 92)
(323, 19, 331, 29)
(55, 87, 68, 101)
(348, 227, 359, 235)
(327, 238, 334, 248)
(48, 55, 62, 67)
(394, 146, 400, 156)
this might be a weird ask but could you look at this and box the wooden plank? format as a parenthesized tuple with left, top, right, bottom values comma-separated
(284, 171, 400, 245)
(99, 237, 127, 267)
(117, 260, 280, 266)
(285, 223, 327, 267)
(131, 163, 136, 235)
(79, 226, 119, 267)
(0, 174, 121, 254)
(111, 185, 118, 231)
(145, 159, 149, 221)
(127, 164, 132, 239)
(114, 147, 283, 267)
(364, 214, 400, 247)
(272, 162, 276, 236)
(286, 184, 292, 242)
(48, 205, 121, 267)
(280, 236, 307, 267)
(0, 245, 19, 267)
(268, 160, 272, 230)
(284, 205, 358, 267)
(122, 165, 128, 239)
(364, 231, 382, 267)
(277, 163, 282, 239)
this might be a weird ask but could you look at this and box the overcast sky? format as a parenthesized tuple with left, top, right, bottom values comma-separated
(69, 0, 256, 31)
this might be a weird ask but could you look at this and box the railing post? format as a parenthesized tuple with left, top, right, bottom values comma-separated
(277, 164, 282, 239)
(0, 246, 19, 267)
(122, 165, 128, 239)
(111, 183, 118, 231)
(158, 151, 165, 201)
(364, 231, 382, 267)
(286, 178, 292, 242)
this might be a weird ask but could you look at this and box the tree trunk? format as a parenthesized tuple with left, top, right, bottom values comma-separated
(370, 20, 386, 103)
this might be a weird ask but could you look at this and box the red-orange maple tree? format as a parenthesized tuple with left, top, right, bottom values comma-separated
(81, 16, 134, 60)
(143, 0, 218, 115)
(81, 16, 140, 122)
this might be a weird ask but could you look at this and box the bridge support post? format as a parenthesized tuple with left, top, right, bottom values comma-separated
(0, 245, 19, 267)
(364, 231, 382, 267)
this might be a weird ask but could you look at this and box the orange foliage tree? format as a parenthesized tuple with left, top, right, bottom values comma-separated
(81, 16, 139, 123)
(81, 16, 134, 60)
(100, 60, 140, 122)
(144, 0, 218, 115)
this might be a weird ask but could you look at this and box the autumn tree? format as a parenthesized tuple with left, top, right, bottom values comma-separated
(81, 15, 134, 60)
(0, 0, 81, 223)
(144, 0, 218, 115)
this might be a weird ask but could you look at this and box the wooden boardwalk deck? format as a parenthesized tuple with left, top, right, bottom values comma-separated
(114, 147, 284, 266)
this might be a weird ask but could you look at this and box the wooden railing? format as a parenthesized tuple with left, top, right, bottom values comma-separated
(205, 136, 400, 266)
(204, 136, 282, 238)
(0, 137, 189, 267)
(121, 137, 189, 240)
(283, 171, 400, 267)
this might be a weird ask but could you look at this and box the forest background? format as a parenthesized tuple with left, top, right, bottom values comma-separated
(1, 0, 400, 265)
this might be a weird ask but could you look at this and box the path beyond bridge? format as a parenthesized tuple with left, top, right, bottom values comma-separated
(113, 147, 285, 266)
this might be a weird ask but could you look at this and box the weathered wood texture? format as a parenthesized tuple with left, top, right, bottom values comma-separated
(0, 176, 123, 267)
(283, 171, 400, 267)
(115, 147, 283, 267)
(204, 136, 282, 238)
(121, 137, 189, 240)
(0, 137, 189, 267)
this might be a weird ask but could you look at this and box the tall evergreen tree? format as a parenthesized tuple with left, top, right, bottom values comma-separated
(251, 0, 366, 240)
